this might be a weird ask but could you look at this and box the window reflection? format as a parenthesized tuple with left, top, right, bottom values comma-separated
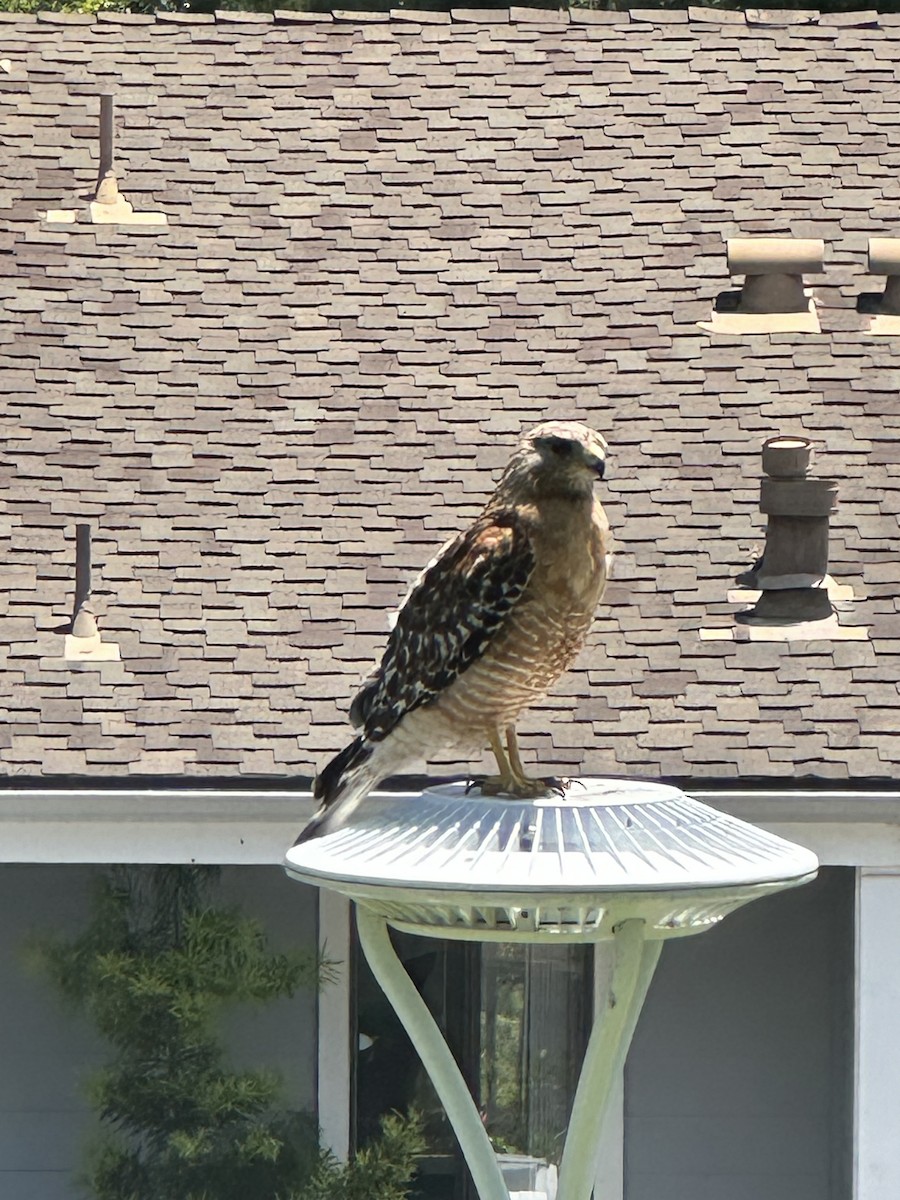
(481, 943, 591, 1191)
(354, 924, 591, 1200)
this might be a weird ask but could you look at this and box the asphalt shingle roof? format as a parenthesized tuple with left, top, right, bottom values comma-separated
(2, 9, 899, 783)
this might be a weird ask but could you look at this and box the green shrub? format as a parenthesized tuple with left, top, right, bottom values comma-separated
(30, 866, 421, 1200)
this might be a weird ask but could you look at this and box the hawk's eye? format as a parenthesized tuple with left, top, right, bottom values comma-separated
(537, 435, 574, 458)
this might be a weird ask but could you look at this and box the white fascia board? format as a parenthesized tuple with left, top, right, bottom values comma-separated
(689, 789, 900, 826)
(0, 786, 899, 866)
(0, 789, 316, 864)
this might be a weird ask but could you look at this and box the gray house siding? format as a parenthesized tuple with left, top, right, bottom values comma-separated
(625, 867, 854, 1200)
(0, 865, 318, 1200)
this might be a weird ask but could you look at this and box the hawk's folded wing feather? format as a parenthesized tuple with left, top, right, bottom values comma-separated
(350, 511, 535, 743)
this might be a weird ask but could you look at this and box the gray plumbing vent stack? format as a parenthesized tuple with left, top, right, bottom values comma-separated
(735, 436, 838, 625)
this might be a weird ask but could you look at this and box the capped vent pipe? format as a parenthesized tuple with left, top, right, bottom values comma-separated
(736, 435, 838, 624)
(727, 238, 824, 314)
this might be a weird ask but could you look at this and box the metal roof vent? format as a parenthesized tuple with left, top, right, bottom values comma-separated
(702, 238, 823, 334)
(71, 523, 97, 639)
(44, 95, 167, 228)
(863, 238, 900, 334)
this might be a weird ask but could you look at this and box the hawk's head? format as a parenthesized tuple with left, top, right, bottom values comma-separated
(527, 420, 608, 480)
(499, 420, 609, 500)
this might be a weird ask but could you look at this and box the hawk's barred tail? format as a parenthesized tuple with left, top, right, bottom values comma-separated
(295, 736, 378, 844)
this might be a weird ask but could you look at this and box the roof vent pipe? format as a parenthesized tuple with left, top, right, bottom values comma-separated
(72, 523, 98, 638)
(736, 436, 838, 625)
(63, 524, 121, 663)
(727, 239, 824, 314)
(92, 93, 126, 211)
(98, 93, 114, 187)
(88, 93, 167, 227)
(43, 93, 167, 227)
(868, 238, 900, 314)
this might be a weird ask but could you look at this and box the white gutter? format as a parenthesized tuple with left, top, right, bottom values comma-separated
(0, 786, 898, 866)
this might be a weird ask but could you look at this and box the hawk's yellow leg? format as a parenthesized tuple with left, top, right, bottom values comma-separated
(506, 727, 558, 797)
(476, 727, 555, 799)
(476, 727, 517, 796)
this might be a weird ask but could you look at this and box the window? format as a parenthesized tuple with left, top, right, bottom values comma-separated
(353, 925, 592, 1200)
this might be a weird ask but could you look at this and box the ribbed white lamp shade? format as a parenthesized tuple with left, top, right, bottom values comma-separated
(285, 780, 818, 942)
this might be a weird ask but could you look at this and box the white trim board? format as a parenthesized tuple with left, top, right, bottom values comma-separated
(855, 869, 900, 1200)
(0, 790, 307, 864)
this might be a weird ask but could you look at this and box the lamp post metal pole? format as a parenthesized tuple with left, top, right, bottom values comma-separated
(558, 920, 662, 1200)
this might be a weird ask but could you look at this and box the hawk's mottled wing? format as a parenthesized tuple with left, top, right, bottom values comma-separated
(350, 510, 535, 743)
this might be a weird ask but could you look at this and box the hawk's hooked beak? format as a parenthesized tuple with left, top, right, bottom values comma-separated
(585, 453, 606, 480)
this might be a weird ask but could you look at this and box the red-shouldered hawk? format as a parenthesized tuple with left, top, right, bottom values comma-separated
(297, 420, 611, 842)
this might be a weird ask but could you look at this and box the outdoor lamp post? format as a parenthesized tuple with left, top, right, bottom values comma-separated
(285, 779, 818, 1200)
